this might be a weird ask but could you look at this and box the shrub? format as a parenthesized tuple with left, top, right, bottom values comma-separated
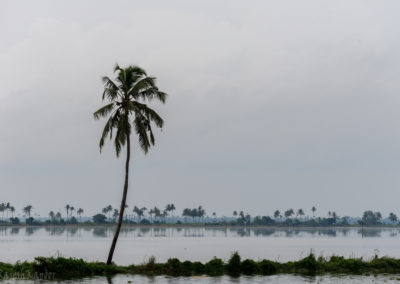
(192, 261, 205, 275)
(140, 219, 151, 225)
(295, 253, 317, 273)
(181, 261, 193, 276)
(165, 258, 181, 276)
(259, 259, 278, 275)
(9, 217, 20, 224)
(92, 214, 107, 224)
(205, 257, 224, 276)
(241, 259, 258, 275)
(226, 252, 241, 276)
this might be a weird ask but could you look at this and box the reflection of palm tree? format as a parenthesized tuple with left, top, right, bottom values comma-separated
(94, 64, 166, 265)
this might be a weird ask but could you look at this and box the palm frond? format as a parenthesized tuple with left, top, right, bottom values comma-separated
(130, 77, 156, 95)
(102, 77, 119, 101)
(125, 66, 147, 87)
(99, 115, 114, 151)
(94, 103, 116, 120)
(130, 101, 164, 128)
(114, 113, 130, 157)
(138, 87, 167, 103)
(134, 115, 151, 153)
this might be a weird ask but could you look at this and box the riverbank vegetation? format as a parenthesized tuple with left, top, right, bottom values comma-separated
(0, 202, 399, 227)
(3, 253, 400, 279)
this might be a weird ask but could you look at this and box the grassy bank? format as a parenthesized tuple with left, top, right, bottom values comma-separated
(3, 253, 400, 279)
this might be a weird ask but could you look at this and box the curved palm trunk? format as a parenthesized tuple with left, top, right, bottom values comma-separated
(107, 134, 131, 265)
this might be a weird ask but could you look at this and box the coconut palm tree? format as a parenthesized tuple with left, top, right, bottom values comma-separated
(94, 64, 166, 265)
(77, 208, 84, 221)
(23, 205, 33, 218)
(297, 209, 305, 218)
(113, 209, 119, 222)
(49, 211, 55, 221)
(274, 210, 280, 219)
(0, 203, 5, 221)
(5, 203, 10, 219)
(65, 205, 70, 220)
(311, 206, 316, 218)
(10, 206, 15, 218)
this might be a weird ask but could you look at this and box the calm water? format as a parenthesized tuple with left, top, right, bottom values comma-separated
(5, 274, 400, 284)
(0, 226, 399, 265)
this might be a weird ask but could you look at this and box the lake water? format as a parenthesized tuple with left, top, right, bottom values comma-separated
(0, 226, 399, 265)
(5, 274, 400, 284)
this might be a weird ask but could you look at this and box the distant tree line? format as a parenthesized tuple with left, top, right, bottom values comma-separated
(0, 203, 398, 227)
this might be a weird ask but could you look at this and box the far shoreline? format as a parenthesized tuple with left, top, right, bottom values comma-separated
(1, 224, 399, 229)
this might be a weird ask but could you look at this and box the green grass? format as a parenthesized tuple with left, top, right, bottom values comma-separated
(3, 253, 400, 279)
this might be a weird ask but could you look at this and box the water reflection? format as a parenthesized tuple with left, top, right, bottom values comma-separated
(7, 274, 400, 284)
(0, 226, 400, 239)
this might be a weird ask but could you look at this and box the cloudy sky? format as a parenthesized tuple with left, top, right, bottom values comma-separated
(1, 0, 400, 218)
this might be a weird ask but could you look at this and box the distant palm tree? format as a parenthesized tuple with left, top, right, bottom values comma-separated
(284, 209, 294, 219)
(0, 203, 5, 221)
(10, 206, 15, 218)
(297, 209, 305, 218)
(113, 209, 119, 222)
(5, 203, 10, 219)
(153, 207, 161, 222)
(70, 206, 75, 218)
(94, 64, 167, 265)
(77, 208, 84, 221)
(65, 205, 70, 220)
(389, 212, 398, 223)
(23, 205, 33, 218)
(311, 206, 316, 218)
(170, 204, 176, 218)
(106, 205, 113, 219)
(49, 211, 55, 221)
(274, 210, 280, 219)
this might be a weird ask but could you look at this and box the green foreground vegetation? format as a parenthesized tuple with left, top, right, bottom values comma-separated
(3, 253, 400, 279)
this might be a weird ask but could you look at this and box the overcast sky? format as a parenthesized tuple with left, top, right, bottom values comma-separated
(1, 0, 400, 218)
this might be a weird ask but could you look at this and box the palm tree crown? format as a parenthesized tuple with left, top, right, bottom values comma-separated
(94, 64, 166, 156)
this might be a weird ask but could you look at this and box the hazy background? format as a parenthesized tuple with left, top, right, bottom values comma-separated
(1, 0, 400, 218)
